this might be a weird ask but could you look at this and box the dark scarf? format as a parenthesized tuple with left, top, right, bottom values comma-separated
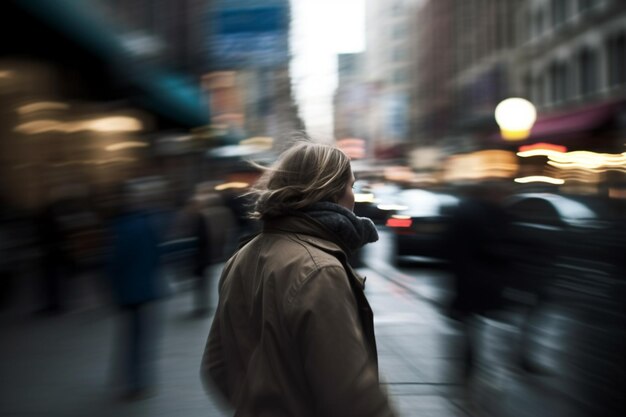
(302, 202, 378, 254)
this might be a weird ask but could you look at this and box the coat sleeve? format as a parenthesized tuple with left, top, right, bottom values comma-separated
(200, 307, 238, 416)
(200, 307, 227, 395)
(285, 265, 396, 417)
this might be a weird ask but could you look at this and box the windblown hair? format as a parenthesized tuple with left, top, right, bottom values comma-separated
(247, 139, 352, 220)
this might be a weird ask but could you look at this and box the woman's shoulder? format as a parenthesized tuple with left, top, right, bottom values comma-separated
(242, 230, 343, 271)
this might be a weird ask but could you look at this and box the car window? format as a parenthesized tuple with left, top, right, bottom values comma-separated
(541, 194, 596, 220)
(507, 194, 598, 227)
(507, 199, 562, 226)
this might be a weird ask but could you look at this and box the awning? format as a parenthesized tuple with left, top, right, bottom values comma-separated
(12, 0, 210, 128)
(528, 100, 622, 140)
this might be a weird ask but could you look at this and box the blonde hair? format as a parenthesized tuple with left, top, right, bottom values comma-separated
(247, 140, 352, 219)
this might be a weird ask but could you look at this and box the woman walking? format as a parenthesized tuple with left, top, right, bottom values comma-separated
(201, 139, 396, 417)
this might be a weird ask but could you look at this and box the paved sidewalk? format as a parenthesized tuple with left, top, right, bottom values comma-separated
(0, 266, 470, 417)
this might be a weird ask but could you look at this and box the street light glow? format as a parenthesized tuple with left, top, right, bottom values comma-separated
(495, 98, 537, 141)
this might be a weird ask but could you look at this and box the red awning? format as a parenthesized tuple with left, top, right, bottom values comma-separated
(528, 100, 621, 140)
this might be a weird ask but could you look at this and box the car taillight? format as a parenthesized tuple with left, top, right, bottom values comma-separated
(386, 217, 413, 228)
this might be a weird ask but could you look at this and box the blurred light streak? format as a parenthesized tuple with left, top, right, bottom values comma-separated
(386, 217, 412, 228)
(547, 160, 626, 170)
(15, 116, 143, 134)
(84, 116, 142, 132)
(545, 150, 626, 169)
(214, 182, 249, 191)
(105, 141, 148, 151)
(51, 158, 136, 167)
(444, 150, 518, 181)
(514, 176, 565, 184)
(517, 149, 565, 158)
(355, 193, 375, 203)
(377, 204, 408, 211)
(173, 135, 193, 142)
(0, 70, 13, 78)
(240, 137, 274, 149)
(14, 119, 67, 134)
(546, 161, 626, 174)
(17, 102, 69, 114)
(519, 143, 567, 153)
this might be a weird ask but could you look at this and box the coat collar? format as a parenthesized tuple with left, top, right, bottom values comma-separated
(262, 214, 366, 288)
(263, 214, 346, 254)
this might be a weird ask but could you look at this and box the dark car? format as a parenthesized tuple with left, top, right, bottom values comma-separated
(502, 192, 623, 298)
(385, 189, 459, 264)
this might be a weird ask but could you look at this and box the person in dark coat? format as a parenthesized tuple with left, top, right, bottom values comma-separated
(445, 183, 513, 383)
(36, 189, 92, 315)
(107, 179, 170, 400)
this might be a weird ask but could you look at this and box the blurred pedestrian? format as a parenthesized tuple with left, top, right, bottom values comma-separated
(201, 139, 396, 417)
(445, 182, 513, 383)
(193, 192, 236, 316)
(35, 186, 93, 315)
(167, 190, 237, 317)
(107, 178, 170, 400)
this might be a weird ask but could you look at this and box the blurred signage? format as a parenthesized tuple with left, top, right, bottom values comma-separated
(443, 150, 518, 182)
(217, 7, 285, 34)
(337, 138, 366, 159)
(210, 6, 289, 68)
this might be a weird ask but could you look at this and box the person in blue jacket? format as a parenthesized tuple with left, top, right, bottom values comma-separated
(107, 178, 170, 400)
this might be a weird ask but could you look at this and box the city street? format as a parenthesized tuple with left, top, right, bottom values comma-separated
(2, 1, 625, 416)
(0, 229, 473, 417)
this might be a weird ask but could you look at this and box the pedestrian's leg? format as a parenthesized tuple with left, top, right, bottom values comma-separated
(194, 269, 208, 315)
(128, 304, 142, 393)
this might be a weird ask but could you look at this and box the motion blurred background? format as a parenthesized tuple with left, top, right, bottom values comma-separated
(0, 1, 624, 417)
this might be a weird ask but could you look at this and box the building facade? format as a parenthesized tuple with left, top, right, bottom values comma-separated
(406, 0, 626, 188)
(364, 0, 423, 160)
(204, 0, 302, 148)
(514, 0, 626, 152)
(333, 53, 367, 141)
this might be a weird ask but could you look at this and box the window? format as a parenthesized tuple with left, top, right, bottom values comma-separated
(392, 47, 406, 62)
(578, 0, 594, 13)
(552, 0, 568, 27)
(392, 1, 403, 16)
(524, 10, 533, 43)
(607, 32, 626, 87)
(393, 68, 408, 84)
(533, 8, 545, 38)
(549, 61, 570, 103)
(392, 24, 406, 40)
(536, 75, 545, 105)
(578, 48, 599, 96)
(523, 73, 533, 100)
